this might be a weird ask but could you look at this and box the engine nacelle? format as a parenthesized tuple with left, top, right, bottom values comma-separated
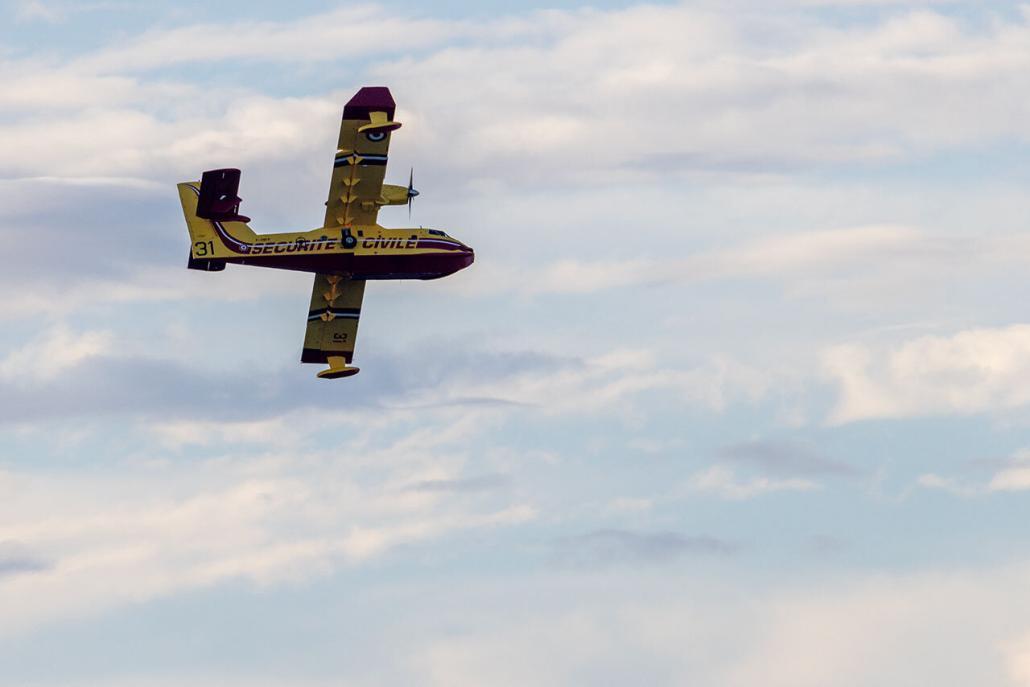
(379, 184, 412, 206)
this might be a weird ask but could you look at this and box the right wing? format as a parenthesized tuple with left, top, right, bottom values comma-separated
(323, 87, 401, 229)
(301, 274, 366, 378)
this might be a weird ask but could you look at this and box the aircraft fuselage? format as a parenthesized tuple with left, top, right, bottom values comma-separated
(189, 207, 474, 280)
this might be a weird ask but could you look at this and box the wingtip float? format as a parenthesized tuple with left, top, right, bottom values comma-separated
(177, 87, 474, 379)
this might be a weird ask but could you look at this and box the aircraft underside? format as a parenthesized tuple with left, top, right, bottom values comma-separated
(226, 249, 474, 280)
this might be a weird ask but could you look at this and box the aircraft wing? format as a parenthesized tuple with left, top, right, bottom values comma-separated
(301, 274, 366, 378)
(323, 87, 401, 229)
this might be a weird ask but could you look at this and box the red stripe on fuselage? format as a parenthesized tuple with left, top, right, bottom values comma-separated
(225, 249, 474, 280)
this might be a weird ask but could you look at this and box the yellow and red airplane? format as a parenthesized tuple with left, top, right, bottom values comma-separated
(177, 87, 474, 379)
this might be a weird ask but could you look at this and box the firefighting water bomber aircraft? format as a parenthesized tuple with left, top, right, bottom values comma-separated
(177, 87, 474, 379)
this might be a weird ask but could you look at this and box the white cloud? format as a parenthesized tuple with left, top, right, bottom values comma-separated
(3, 4, 1030, 184)
(0, 264, 305, 322)
(148, 416, 302, 450)
(381, 5, 1030, 182)
(792, 0, 958, 4)
(3, 3, 1030, 682)
(0, 408, 536, 637)
(607, 497, 654, 513)
(989, 464, 1030, 492)
(916, 448, 1030, 497)
(0, 325, 112, 382)
(984, 448, 1030, 493)
(398, 348, 771, 417)
(12, 0, 138, 25)
(1005, 633, 1030, 687)
(71, 7, 464, 74)
(720, 567, 1022, 687)
(824, 324, 1030, 423)
(0, 93, 338, 179)
(687, 465, 819, 500)
(9, 558, 1030, 685)
(475, 224, 930, 296)
(916, 472, 981, 497)
(403, 562, 1030, 687)
(15, 0, 63, 23)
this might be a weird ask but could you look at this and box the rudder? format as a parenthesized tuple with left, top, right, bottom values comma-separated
(177, 169, 257, 270)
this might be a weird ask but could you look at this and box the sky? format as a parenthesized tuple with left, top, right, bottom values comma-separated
(3, 0, 1030, 683)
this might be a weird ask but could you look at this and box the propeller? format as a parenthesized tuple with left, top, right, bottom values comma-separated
(407, 167, 420, 219)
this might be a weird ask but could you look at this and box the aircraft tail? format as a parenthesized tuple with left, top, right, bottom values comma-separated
(177, 169, 257, 271)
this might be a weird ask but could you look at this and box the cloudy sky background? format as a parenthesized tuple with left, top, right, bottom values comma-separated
(3, 0, 1030, 683)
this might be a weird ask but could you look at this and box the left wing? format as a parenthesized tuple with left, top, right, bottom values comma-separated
(301, 274, 366, 379)
(323, 87, 401, 229)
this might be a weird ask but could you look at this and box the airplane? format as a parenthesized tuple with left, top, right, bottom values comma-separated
(177, 87, 474, 379)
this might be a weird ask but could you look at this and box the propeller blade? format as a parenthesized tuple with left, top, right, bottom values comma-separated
(407, 167, 416, 219)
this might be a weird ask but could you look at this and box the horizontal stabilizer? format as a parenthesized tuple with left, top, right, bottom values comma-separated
(197, 168, 250, 223)
(187, 254, 226, 271)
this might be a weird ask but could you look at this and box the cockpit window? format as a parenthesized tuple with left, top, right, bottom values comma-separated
(427, 229, 446, 236)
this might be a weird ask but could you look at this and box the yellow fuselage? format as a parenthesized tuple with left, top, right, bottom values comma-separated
(180, 182, 474, 280)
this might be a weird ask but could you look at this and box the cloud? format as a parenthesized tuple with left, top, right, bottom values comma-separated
(720, 566, 1026, 687)
(553, 529, 733, 567)
(792, 0, 959, 4)
(0, 244, 308, 321)
(989, 464, 1030, 492)
(918, 449, 1030, 497)
(720, 440, 858, 477)
(916, 472, 982, 497)
(0, 93, 338, 178)
(12, 0, 136, 25)
(0, 542, 51, 577)
(472, 224, 1030, 299)
(4, 3, 1030, 682)
(399, 348, 772, 418)
(4, 4, 1030, 188)
(0, 337, 772, 432)
(0, 355, 299, 425)
(406, 562, 1030, 687)
(688, 465, 820, 500)
(1005, 633, 1030, 687)
(3, 202, 953, 319)
(607, 497, 654, 513)
(405, 474, 511, 494)
(381, 5, 1030, 184)
(71, 7, 464, 74)
(824, 324, 1030, 424)
(804, 534, 848, 556)
(0, 325, 112, 383)
(14, 0, 62, 23)
(7, 558, 1028, 686)
(0, 412, 536, 638)
(3, 7, 1030, 347)
(0, 328, 586, 425)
